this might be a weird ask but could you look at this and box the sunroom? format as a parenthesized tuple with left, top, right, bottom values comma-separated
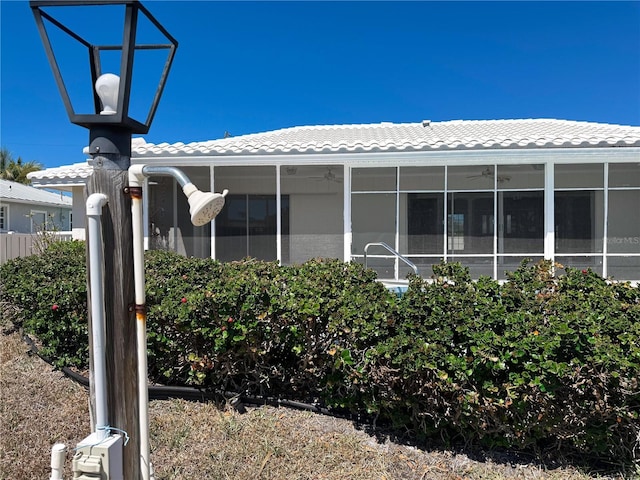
(28, 119, 640, 282)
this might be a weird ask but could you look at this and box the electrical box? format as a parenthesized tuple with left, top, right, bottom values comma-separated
(72, 433, 123, 480)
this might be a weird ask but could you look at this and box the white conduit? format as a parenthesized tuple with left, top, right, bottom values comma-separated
(86, 193, 109, 441)
(49, 443, 67, 480)
(129, 165, 151, 480)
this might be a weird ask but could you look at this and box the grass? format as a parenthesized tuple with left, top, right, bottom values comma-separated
(0, 325, 631, 479)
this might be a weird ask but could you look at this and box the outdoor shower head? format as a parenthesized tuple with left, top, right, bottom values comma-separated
(129, 165, 228, 226)
(183, 184, 229, 226)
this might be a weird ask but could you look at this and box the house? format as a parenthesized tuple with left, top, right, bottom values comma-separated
(0, 179, 72, 233)
(27, 118, 640, 282)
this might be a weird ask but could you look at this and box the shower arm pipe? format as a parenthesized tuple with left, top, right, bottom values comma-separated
(132, 165, 191, 188)
(130, 164, 229, 228)
(86, 193, 109, 442)
(130, 164, 229, 206)
(144, 165, 190, 187)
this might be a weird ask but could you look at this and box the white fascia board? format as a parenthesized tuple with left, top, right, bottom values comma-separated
(29, 180, 87, 190)
(132, 146, 640, 169)
(534, 147, 640, 164)
(3, 198, 72, 208)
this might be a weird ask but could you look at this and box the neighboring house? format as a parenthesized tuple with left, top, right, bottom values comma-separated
(25, 162, 93, 241)
(28, 118, 640, 282)
(0, 179, 72, 233)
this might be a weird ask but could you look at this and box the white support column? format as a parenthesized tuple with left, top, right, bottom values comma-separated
(443, 165, 449, 263)
(494, 168, 499, 280)
(276, 165, 282, 263)
(210, 165, 216, 259)
(394, 166, 400, 280)
(602, 163, 609, 277)
(143, 177, 149, 251)
(343, 165, 352, 262)
(544, 160, 555, 261)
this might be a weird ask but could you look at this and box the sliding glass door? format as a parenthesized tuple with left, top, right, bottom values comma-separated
(215, 194, 286, 262)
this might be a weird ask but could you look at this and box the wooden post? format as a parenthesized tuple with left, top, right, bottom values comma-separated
(86, 150, 140, 479)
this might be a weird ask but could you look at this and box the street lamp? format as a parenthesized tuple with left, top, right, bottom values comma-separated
(30, 2, 178, 479)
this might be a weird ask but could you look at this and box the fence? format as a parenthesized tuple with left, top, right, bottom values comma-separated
(0, 232, 73, 264)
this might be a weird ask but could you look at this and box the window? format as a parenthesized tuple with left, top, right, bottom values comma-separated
(351, 193, 396, 254)
(215, 194, 289, 262)
(30, 210, 48, 233)
(447, 192, 494, 254)
(606, 163, 640, 279)
(499, 191, 544, 254)
(607, 190, 640, 254)
(555, 191, 603, 253)
(406, 193, 444, 254)
(0, 206, 7, 230)
(447, 213, 465, 251)
(352, 167, 396, 192)
(554, 164, 605, 274)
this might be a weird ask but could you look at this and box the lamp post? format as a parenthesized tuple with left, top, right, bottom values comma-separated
(31, 2, 177, 479)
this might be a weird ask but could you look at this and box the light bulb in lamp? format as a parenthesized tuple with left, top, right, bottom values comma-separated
(95, 73, 120, 115)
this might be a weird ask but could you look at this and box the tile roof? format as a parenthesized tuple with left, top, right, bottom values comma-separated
(27, 119, 640, 184)
(0, 179, 72, 207)
(28, 162, 94, 185)
(134, 119, 640, 157)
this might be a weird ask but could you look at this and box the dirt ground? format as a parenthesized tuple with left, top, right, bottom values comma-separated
(0, 328, 628, 480)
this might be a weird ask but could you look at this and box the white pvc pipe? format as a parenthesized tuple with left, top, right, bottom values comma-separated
(129, 164, 226, 480)
(129, 166, 151, 480)
(49, 443, 67, 480)
(86, 193, 109, 441)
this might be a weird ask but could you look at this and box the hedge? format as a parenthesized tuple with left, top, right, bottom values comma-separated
(364, 262, 640, 465)
(1, 241, 638, 470)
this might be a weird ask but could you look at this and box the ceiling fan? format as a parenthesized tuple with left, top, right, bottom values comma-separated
(467, 167, 510, 184)
(310, 167, 343, 184)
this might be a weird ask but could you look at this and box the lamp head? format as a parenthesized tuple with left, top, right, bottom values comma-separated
(31, 1, 178, 134)
(183, 185, 228, 226)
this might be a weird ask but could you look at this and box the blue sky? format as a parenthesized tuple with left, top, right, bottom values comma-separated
(1, 1, 639, 169)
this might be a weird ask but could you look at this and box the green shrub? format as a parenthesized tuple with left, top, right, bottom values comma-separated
(2, 247, 638, 470)
(0, 241, 88, 368)
(363, 260, 640, 467)
(144, 251, 397, 408)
